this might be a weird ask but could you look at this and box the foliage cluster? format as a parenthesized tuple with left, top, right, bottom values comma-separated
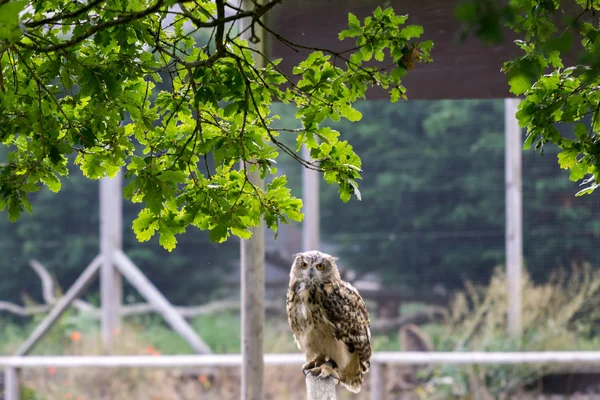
(4, 98, 600, 304)
(0, 145, 238, 305)
(0, 0, 431, 250)
(456, 0, 600, 195)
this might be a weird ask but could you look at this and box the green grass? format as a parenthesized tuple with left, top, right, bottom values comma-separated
(0, 312, 301, 356)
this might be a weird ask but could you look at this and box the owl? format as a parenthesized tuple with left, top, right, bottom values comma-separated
(286, 250, 371, 393)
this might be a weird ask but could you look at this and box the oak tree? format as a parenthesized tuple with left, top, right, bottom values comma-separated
(0, 0, 431, 249)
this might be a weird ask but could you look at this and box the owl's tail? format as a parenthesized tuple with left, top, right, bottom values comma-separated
(340, 374, 364, 393)
(340, 356, 370, 393)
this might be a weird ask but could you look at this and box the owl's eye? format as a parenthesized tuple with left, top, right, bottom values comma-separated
(316, 263, 325, 270)
(301, 262, 308, 269)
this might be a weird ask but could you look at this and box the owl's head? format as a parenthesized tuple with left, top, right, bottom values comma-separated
(290, 250, 340, 283)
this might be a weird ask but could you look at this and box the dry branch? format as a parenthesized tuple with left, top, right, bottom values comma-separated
(29, 259, 56, 304)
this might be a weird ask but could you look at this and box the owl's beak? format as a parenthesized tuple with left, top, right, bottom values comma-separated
(307, 268, 314, 278)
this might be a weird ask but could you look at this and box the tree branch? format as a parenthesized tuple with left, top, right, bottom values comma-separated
(24, 0, 106, 28)
(29, 259, 56, 304)
(180, 0, 282, 31)
(18, 0, 166, 53)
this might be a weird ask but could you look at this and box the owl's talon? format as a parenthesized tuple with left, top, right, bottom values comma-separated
(309, 364, 340, 385)
(302, 359, 323, 376)
(302, 356, 327, 376)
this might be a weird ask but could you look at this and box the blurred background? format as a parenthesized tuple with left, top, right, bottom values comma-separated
(3, 99, 600, 399)
(2, 1, 600, 398)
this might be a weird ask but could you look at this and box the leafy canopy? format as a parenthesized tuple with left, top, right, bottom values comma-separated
(456, 0, 600, 196)
(0, 0, 432, 249)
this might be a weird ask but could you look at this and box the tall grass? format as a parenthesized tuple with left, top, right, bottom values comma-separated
(419, 264, 600, 399)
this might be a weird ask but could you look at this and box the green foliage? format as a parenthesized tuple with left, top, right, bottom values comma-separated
(0, 1, 432, 249)
(456, 0, 600, 195)
(0, 148, 238, 305)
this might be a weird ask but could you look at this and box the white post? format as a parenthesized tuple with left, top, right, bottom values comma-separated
(239, 1, 266, 399)
(504, 98, 523, 338)
(302, 145, 320, 251)
(4, 367, 20, 400)
(100, 171, 123, 351)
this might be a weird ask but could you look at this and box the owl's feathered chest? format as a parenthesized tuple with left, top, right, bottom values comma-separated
(286, 281, 342, 334)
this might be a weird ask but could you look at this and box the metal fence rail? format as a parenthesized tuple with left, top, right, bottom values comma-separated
(4, 352, 600, 400)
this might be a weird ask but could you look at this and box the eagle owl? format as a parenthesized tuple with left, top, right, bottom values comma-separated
(286, 250, 371, 393)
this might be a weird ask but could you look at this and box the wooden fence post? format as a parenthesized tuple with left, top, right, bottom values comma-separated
(302, 144, 319, 251)
(239, 0, 267, 399)
(504, 97, 523, 339)
(370, 362, 383, 400)
(100, 171, 123, 351)
(4, 367, 20, 400)
(305, 373, 336, 400)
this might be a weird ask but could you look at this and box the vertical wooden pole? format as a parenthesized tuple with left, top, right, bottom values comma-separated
(4, 367, 20, 400)
(100, 170, 123, 352)
(302, 145, 320, 251)
(504, 98, 523, 338)
(239, 1, 266, 399)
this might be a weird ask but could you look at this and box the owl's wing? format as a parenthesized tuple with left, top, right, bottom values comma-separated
(286, 283, 303, 350)
(323, 281, 371, 372)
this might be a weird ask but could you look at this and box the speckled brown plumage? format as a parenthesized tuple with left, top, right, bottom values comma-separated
(286, 250, 371, 393)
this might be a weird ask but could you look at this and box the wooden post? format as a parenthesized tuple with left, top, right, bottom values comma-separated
(305, 373, 336, 400)
(239, 1, 266, 399)
(100, 170, 123, 352)
(15, 255, 102, 356)
(504, 98, 523, 338)
(4, 367, 20, 400)
(369, 362, 383, 400)
(240, 217, 265, 400)
(114, 250, 212, 354)
(302, 145, 320, 251)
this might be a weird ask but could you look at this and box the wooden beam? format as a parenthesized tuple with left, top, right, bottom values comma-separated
(302, 145, 320, 251)
(504, 98, 523, 338)
(239, 1, 267, 399)
(100, 171, 123, 351)
(15, 255, 102, 356)
(113, 250, 212, 354)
